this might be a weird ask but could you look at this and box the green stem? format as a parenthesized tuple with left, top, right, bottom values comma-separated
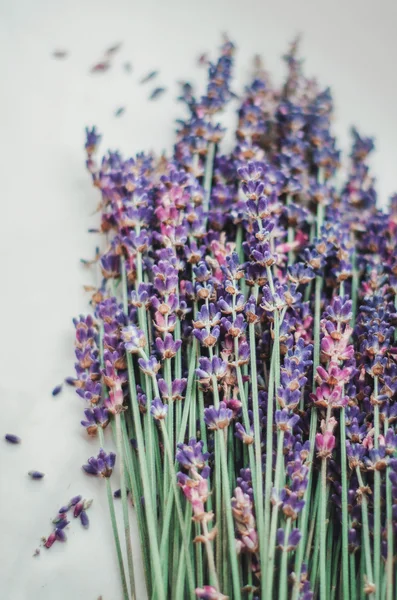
(305, 476, 320, 564)
(350, 549, 357, 600)
(121, 415, 152, 595)
(279, 518, 292, 600)
(356, 467, 375, 600)
(385, 418, 394, 600)
(340, 407, 350, 600)
(292, 407, 318, 599)
(218, 428, 242, 600)
(373, 377, 381, 600)
(105, 476, 130, 600)
(126, 354, 165, 600)
(286, 195, 295, 265)
(202, 141, 216, 228)
(144, 373, 157, 527)
(313, 275, 322, 386)
(160, 420, 196, 597)
(249, 315, 266, 600)
(351, 247, 358, 325)
(115, 413, 136, 599)
(202, 520, 220, 591)
(98, 426, 129, 600)
(266, 430, 285, 597)
(330, 536, 341, 600)
(320, 458, 328, 600)
(264, 350, 275, 545)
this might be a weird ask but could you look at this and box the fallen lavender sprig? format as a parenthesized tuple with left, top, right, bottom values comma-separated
(64, 35, 397, 600)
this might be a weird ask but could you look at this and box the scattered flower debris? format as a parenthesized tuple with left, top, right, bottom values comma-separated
(113, 488, 130, 498)
(149, 87, 166, 100)
(52, 50, 68, 59)
(140, 70, 158, 84)
(33, 548, 40, 557)
(90, 61, 110, 74)
(43, 496, 93, 549)
(105, 43, 122, 57)
(123, 62, 132, 73)
(5, 434, 21, 444)
(197, 52, 209, 65)
(52, 384, 63, 397)
(28, 471, 45, 480)
(114, 107, 126, 118)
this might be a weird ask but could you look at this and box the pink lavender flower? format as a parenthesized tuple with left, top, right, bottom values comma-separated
(195, 586, 228, 599)
(315, 432, 335, 458)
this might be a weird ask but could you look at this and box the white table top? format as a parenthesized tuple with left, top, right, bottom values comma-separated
(1, 0, 396, 598)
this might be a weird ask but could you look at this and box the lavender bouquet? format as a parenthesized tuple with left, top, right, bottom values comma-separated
(71, 38, 397, 600)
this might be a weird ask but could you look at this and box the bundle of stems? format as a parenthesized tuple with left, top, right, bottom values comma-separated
(73, 38, 397, 600)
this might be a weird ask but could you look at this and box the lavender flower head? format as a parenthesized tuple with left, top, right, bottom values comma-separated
(82, 448, 116, 478)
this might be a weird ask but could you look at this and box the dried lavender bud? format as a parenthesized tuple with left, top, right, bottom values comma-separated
(52, 384, 63, 397)
(5, 434, 21, 444)
(140, 70, 158, 84)
(28, 471, 45, 479)
(68, 495, 82, 507)
(105, 43, 122, 57)
(44, 532, 57, 549)
(55, 528, 67, 542)
(90, 61, 110, 73)
(149, 87, 166, 100)
(80, 510, 89, 528)
(114, 107, 125, 118)
(73, 501, 84, 517)
(53, 513, 67, 524)
(114, 489, 122, 498)
(52, 50, 68, 59)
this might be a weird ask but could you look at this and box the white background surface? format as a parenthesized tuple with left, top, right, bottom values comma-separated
(0, 1, 396, 599)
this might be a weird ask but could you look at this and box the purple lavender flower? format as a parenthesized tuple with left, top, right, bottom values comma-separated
(204, 402, 233, 430)
(275, 409, 299, 432)
(196, 356, 228, 386)
(150, 398, 168, 420)
(81, 407, 109, 435)
(52, 384, 63, 397)
(82, 449, 116, 478)
(277, 527, 301, 550)
(85, 126, 101, 155)
(158, 378, 187, 401)
(176, 439, 209, 470)
(138, 355, 161, 376)
(121, 325, 147, 353)
(155, 334, 182, 359)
